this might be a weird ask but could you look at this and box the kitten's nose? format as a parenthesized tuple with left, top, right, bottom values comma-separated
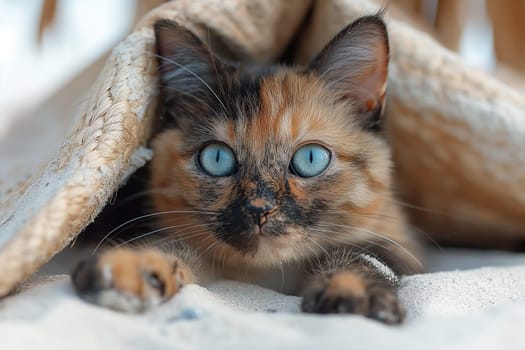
(246, 199, 275, 227)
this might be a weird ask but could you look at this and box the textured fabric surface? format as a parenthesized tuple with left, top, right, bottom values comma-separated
(1, 0, 524, 297)
(3, 255, 525, 349)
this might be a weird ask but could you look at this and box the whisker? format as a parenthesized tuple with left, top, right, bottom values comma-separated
(158, 84, 223, 117)
(114, 223, 199, 248)
(301, 233, 331, 257)
(308, 225, 423, 271)
(331, 224, 423, 270)
(320, 208, 443, 250)
(150, 223, 215, 246)
(111, 189, 158, 204)
(91, 210, 217, 254)
(278, 260, 285, 292)
(153, 228, 214, 249)
(308, 227, 388, 252)
(206, 25, 233, 117)
(388, 198, 480, 226)
(406, 223, 443, 251)
(302, 229, 386, 267)
(153, 53, 229, 114)
(325, 210, 443, 250)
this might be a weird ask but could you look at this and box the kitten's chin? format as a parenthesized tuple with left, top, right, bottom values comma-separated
(215, 224, 278, 254)
(219, 230, 313, 267)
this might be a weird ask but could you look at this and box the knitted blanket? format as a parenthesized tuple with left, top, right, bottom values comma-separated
(1, 0, 524, 297)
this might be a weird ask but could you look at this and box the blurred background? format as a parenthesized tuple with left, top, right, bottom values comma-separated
(0, 0, 524, 275)
(0, 0, 134, 137)
(0, 0, 524, 135)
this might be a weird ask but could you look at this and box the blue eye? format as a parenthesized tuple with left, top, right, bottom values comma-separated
(290, 144, 331, 178)
(198, 143, 236, 177)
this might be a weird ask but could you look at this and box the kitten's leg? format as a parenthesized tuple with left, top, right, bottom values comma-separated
(72, 248, 193, 312)
(301, 248, 409, 324)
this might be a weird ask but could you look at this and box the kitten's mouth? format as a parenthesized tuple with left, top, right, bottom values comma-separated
(215, 220, 287, 254)
(254, 223, 272, 237)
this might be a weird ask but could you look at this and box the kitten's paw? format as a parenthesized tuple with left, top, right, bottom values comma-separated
(72, 248, 190, 313)
(366, 282, 405, 324)
(301, 271, 405, 324)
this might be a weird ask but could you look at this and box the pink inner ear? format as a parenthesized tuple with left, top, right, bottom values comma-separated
(351, 44, 388, 114)
(311, 17, 390, 116)
(338, 33, 389, 113)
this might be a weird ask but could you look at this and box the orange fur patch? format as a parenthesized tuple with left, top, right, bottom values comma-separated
(326, 272, 367, 297)
(98, 248, 193, 298)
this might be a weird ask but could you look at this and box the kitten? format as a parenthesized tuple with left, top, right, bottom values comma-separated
(72, 15, 423, 324)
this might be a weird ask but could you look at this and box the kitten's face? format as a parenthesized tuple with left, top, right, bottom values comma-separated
(151, 17, 391, 265)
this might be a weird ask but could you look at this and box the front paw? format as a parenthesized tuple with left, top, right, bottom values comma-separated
(72, 248, 189, 312)
(301, 272, 405, 324)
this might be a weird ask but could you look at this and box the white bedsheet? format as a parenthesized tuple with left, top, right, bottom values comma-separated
(2, 249, 525, 349)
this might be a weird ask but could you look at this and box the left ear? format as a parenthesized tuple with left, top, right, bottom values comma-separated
(309, 15, 389, 131)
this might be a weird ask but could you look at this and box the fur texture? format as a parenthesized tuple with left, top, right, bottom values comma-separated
(73, 15, 422, 324)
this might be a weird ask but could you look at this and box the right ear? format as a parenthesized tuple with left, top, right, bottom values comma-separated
(309, 15, 389, 131)
(154, 20, 226, 119)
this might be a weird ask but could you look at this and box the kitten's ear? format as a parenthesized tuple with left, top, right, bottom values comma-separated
(309, 15, 389, 131)
(154, 20, 224, 117)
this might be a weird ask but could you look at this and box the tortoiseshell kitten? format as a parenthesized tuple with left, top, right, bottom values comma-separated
(72, 15, 423, 324)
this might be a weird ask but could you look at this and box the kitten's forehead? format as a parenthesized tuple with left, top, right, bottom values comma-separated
(214, 71, 355, 160)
